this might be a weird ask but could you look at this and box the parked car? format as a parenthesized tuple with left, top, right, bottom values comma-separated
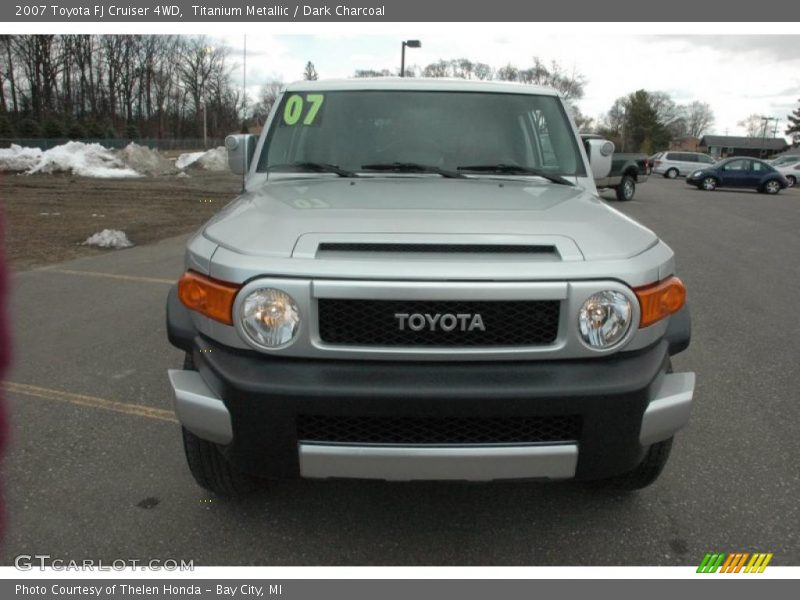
(582, 134, 649, 201)
(775, 160, 800, 187)
(767, 154, 800, 167)
(653, 151, 716, 178)
(652, 151, 716, 178)
(166, 78, 694, 495)
(686, 157, 789, 194)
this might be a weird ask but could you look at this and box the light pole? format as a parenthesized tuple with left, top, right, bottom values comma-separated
(759, 116, 777, 159)
(400, 40, 421, 77)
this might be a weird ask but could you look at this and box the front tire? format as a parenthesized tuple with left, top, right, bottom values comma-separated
(615, 174, 636, 201)
(786, 175, 796, 187)
(762, 179, 781, 195)
(591, 437, 674, 491)
(180, 351, 260, 496)
(701, 177, 717, 191)
(665, 168, 678, 179)
(182, 428, 260, 496)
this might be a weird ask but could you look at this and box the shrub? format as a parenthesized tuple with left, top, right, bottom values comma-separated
(0, 113, 14, 137)
(16, 118, 41, 137)
(85, 120, 104, 138)
(66, 121, 87, 139)
(103, 122, 118, 139)
(43, 118, 65, 138)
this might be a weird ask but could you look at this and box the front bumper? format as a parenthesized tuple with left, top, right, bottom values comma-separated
(166, 288, 695, 482)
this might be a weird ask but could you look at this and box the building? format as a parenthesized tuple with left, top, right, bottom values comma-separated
(699, 135, 788, 159)
(669, 136, 700, 152)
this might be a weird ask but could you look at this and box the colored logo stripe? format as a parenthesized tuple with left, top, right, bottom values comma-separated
(745, 553, 773, 573)
(697, 552, 773, 573)
(697, 553, 726, 573)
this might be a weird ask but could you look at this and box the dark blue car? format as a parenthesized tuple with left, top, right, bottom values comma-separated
(686, 157, 789, 194)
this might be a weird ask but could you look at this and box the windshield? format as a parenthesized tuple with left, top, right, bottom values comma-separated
(258, 90, 585, 177)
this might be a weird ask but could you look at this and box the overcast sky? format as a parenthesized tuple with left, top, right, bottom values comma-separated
(220, 33, 800, 139)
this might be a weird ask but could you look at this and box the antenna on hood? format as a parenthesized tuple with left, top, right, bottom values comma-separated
(241, 34, 247, 194)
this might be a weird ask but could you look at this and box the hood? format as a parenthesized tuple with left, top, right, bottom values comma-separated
(202, 176, 657, 262)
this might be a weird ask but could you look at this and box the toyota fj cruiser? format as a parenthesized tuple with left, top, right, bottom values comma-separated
(166, 79, 694, 495)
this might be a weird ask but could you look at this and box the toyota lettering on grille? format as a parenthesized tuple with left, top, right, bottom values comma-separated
(394, 312, 486, 332)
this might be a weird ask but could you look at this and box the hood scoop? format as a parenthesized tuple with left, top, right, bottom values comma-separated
(316, 242, 558, 258)
(291, 234, 581, 262)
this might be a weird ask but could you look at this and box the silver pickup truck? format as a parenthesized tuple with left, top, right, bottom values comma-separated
(166, 79, 694, 495)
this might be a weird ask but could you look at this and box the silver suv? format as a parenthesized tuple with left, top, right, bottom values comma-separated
(653, 151, 715, 178)
(166, 79, 695, 494)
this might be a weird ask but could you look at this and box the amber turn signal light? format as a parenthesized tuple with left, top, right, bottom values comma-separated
(634, 276, 686, 328)
(178, 271, 240, 325)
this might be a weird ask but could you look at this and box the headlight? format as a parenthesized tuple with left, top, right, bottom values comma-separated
(692, 170, 704, 178)
(240, 288, 300, 348)
(578, 291, 632, 349)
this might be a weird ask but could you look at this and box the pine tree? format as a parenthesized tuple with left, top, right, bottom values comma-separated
(303, 61, 319, 81)
(786, 99, 800, 145)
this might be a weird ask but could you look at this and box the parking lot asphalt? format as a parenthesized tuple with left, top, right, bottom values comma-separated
(2, 178, 799, 566)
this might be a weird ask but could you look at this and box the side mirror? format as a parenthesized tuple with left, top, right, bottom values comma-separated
(225, 134, 257, 175)
(584, 138, 615, 179)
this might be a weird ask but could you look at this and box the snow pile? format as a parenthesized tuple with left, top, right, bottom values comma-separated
(175, 146, 227, 171)
(117, 142, 176, 176)
(1, 141, 229, 177)
(174, 151, 205, 169)
(25, 142, 141, 178)
(0, 144, 44, 172)
(82, 229, 134, 249)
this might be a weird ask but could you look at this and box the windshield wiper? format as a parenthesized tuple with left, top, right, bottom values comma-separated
(457, 164, 574, 186)
(270, 162, 359, 177)
(361, 162, 465, 179)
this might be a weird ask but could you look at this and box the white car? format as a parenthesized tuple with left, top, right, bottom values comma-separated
(652, 151, 716, 178)
(776, 160, 800, 186)
(768, 154, 800, 167)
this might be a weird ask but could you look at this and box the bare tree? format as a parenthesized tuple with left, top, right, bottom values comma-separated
(496, 63, 519, 82)
(738, 113, 763, 137)
(303, 61, 318, 81)
(423, 60, 449, 78)
(786, 99, 800, 145)
(354, 68, 394, 78)
(569, 104, 594, 132)
(473, 62, 493, 80)
(251, 79, 284, 125)
(683, 101, 714, 137)
(418, 57, 586, 102)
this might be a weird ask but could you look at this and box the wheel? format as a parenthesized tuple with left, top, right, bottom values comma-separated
(592, 438, 674, 491)
(180, 352, 260, 496)
(701, 177, 717, 191)
(182, 428, 259, 496)
(763, 179, 781, 195)
(615, 174, 636, 201)
(786, 175, 796, 187)
(665, 168, 678, 179)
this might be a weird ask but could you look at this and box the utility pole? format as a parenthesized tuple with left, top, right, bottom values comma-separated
(759, 116, 777, 159)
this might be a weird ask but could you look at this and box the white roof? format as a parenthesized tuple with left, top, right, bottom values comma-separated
(284, 78, 561, 96)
